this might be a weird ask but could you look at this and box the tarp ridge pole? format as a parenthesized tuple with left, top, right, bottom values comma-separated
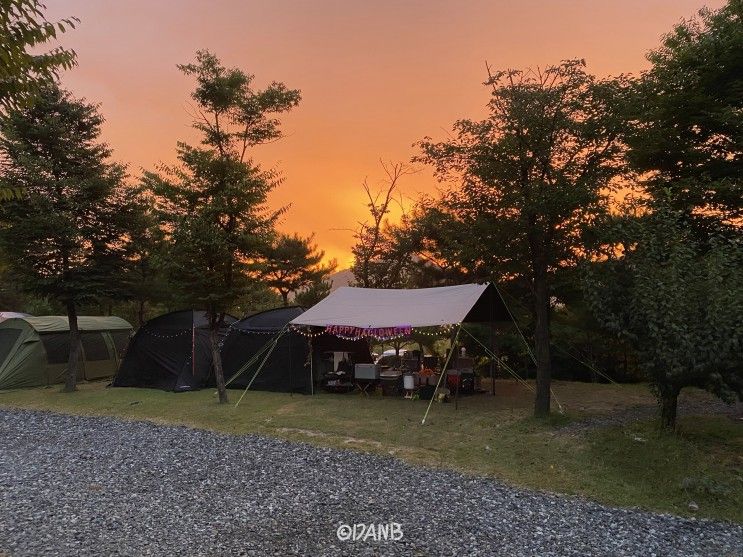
(309, 337, 314, 396)
(421, 325, 461, 425)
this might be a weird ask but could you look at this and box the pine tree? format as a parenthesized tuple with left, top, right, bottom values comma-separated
(145, 51, 300, 403)
(0, 85, 138, 391)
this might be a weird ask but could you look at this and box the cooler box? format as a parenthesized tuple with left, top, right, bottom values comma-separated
(355, 363, 379, 380)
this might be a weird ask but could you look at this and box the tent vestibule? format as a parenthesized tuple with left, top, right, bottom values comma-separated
(222, 306, 372, 394)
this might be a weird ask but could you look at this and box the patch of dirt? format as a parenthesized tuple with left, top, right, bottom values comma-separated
(556, 396, 740, 436)
(276, 427, 382, 448)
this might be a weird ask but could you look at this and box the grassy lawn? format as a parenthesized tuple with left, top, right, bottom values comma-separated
(1, 379, 741, 523)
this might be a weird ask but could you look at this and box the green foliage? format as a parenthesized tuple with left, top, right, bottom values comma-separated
(414, 60, 630, 416)
(0, 0, 78, 112)
(258, 233, 336, 305)
(232, 283, 282, 317)
(108, 192, 169, 326)
(627, 0, 743, 225)
(583, 201, 743, 429)
(414, 59, 629, 286)
(0, 85, 138, 306)
(0, 256, 61, 313)
(145, 50, 300, 402)
(0, 85, 140, 391)
(145, 50, 301, 323)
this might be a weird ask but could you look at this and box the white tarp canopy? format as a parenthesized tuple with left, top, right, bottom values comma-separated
(290, 283, 509, 329)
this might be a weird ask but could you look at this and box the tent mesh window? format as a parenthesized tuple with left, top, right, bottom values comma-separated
(39, 334, 71, 364)
(0, 328, 22, 364)
(81, 332, 111, 361)
(110, 331, 130, 359)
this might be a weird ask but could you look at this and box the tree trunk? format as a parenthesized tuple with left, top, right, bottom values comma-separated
(64, 300, 81, 393)
(281, 291, 289, 306)
(210, 326, 228, 404)
(491, 325, 499, 396)
(138, 299, 146, 327)
(659, 384, 680, 431)
(533, 264, 552, 418)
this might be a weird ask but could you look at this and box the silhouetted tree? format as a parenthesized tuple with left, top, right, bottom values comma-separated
(0, 85, 138, 391)
(0, 1, 78, 200)
(627, 0, 743, 229)
(416, 60, 629, 417)
(583, 199, 743, 430)
(259, 233, 336, 305)
(351, 161, 414, 288)
(145, 50, 300, 403)
(294, 276, 333, 308)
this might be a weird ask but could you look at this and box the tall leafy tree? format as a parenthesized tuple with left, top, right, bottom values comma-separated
(0, 85, 137, 391)
(119, 191, 169, 326)
(628, 0, 743, 228)
(259, 233, 336, 306)
(146, 50, 300, 403)
(583, 200, 743, 430)
(416, 60, 629, 417)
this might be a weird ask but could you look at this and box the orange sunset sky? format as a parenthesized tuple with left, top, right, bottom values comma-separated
(46, 0, 724, 267)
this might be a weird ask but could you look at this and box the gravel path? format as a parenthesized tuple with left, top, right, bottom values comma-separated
(0, 409, 741, 557)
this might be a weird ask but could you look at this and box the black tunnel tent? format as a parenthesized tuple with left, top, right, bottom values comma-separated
(222, 306, 373, 394)
(112, 310, 237, 391)
(232, 284, 512, 398)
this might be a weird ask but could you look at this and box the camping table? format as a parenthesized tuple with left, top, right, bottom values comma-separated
(354, 378, 376, 396)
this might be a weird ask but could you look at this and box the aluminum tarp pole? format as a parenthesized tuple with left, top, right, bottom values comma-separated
(421, 325, 461, 425)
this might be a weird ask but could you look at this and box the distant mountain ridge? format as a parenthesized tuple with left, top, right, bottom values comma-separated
(327, 269, 353, 291)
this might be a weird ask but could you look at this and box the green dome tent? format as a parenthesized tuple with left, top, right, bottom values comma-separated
(0, 316, 133, 390)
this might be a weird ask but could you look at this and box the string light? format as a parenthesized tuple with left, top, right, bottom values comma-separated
(287, 323, 463, 342)
(289, 325, 326, 339)
(138, 328, 191, 340)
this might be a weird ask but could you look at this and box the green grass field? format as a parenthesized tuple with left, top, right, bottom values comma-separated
(1, 379, 741, 523)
